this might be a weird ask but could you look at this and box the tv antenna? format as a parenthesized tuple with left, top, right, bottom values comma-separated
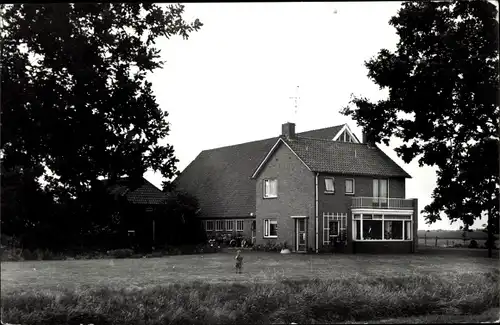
(288, 85, 300, 121)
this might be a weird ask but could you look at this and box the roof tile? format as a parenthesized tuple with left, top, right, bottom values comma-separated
(283, 136, 411, 178)
(174, 125, 350, 219)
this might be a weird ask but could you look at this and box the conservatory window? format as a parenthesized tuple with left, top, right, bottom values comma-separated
(352, 214, 412, 241)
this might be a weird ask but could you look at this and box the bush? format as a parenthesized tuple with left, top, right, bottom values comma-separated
(251, 241, 286, 252)
(2, 271, 499, 324)
(107, 249, 134, 259)
(22, 249, 37, 261)
(468, 240, 478, 249)
(1, 247, 23, 261)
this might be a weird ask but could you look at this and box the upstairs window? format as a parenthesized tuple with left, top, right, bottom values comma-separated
(345, 179, 355, 195)
(325, 177, 335, 193)
(373, 179, 389, 207)
(264, 179, 278, 198)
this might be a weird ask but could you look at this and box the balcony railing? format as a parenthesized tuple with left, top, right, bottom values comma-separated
(351, 197, 414, 210)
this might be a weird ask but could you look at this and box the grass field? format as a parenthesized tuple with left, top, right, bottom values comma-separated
(2, 250, 499, 324)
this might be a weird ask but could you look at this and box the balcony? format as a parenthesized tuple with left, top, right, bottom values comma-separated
(351, 197, 414, 210)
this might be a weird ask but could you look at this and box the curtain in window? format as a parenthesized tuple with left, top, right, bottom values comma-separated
(405, 221, 411, 240)
(380, 179, 388, 205)
(270, 180, 277, 196)
(325, 178, 335, 192)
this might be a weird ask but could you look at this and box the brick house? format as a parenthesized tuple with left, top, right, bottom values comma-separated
(175, 122, 418, 253)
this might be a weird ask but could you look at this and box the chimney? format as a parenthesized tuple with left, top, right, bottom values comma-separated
(282, 122, 296, 139)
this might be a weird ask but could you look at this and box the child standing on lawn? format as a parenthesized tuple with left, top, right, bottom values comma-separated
(235, 250, 243, 274)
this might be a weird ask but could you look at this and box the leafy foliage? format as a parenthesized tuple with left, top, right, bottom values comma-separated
(342, 1, 499, 238)
(0, 4, 202, 244)
(1, 3, 201, 195)
(155, 190, 206, 246)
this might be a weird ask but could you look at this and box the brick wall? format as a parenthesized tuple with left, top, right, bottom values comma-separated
(255, 141, 315, 251)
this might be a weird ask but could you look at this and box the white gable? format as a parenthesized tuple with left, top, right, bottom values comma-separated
(332, 124, 360, 143)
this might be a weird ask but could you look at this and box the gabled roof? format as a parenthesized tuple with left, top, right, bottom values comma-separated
(103, 177, 167, 205)
(263, 137, 411, 178)
(174, 125, 344, 218)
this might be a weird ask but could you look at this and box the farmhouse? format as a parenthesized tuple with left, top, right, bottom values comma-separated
(175, 122, 418, 253)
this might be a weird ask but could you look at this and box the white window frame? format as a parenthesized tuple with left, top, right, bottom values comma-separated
(323, 213, 347, 245)
(205, 220, 214, 231)
(225, 220, 234, 231)
(345, 178, 355, 195)
(325, 177, 335, 193)
(236, 220, 244, 232)
(263, 179, 278, 198)
(215, 220, 224, 232)
(264, 219, 278, 238)
(352, 214, 412, 241)
(342, 130, 353, 142)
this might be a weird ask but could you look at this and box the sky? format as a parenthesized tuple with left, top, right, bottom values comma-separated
(143, 2, 489, 231)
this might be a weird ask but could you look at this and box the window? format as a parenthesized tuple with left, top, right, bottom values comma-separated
(363, 220, 383, 240)
(236, 220, 244, 232)
(215, 220, 224, 231)
(323, 213, 347, 245)
(352, 214, 412, 241)
(325, 178, 335, 193)
(345, 179, 355, 195)
(206, 221, 214, 231)
(339, 130, 353, 142)
(226, 220, 234, 231)
(384, 221, 403, 239)
(264, 219, 277, 238)
(264, 179, 278, 198)
(373, 179, 388, 207)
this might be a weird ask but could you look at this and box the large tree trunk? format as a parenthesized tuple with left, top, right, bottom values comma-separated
(488, 210, 493, 258)
(497, 113, 500, 258)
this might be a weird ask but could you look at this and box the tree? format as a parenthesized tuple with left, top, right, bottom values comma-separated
(157, 190, 206, 246)
(1, 3, 201, 197)
(341, 0, 499, 257)
(1, 4, 202, 238)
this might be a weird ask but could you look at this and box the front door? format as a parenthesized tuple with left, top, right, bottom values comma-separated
(296, 218, 307, 252)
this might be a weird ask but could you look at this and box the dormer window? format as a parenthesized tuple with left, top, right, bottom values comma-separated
(341, 130, 354, 142)
(332, 125, 359, 143)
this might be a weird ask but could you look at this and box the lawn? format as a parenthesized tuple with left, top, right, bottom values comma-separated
(1, 250, 499, 324)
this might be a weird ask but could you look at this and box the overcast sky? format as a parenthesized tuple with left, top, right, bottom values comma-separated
(144, 2, 488, 231)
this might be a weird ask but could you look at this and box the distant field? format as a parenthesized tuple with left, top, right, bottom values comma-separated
(417, 230, 493, 240)
(1, 251, 499, 324)
(418, 238, 488, 248)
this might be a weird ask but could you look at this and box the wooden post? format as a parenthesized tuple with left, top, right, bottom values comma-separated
(446, 239, 449, 247)
(424, 233, 427, 246)
(435, 236, 438, 247)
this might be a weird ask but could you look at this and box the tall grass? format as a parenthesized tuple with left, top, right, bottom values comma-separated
(2, 270, 498, 325)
